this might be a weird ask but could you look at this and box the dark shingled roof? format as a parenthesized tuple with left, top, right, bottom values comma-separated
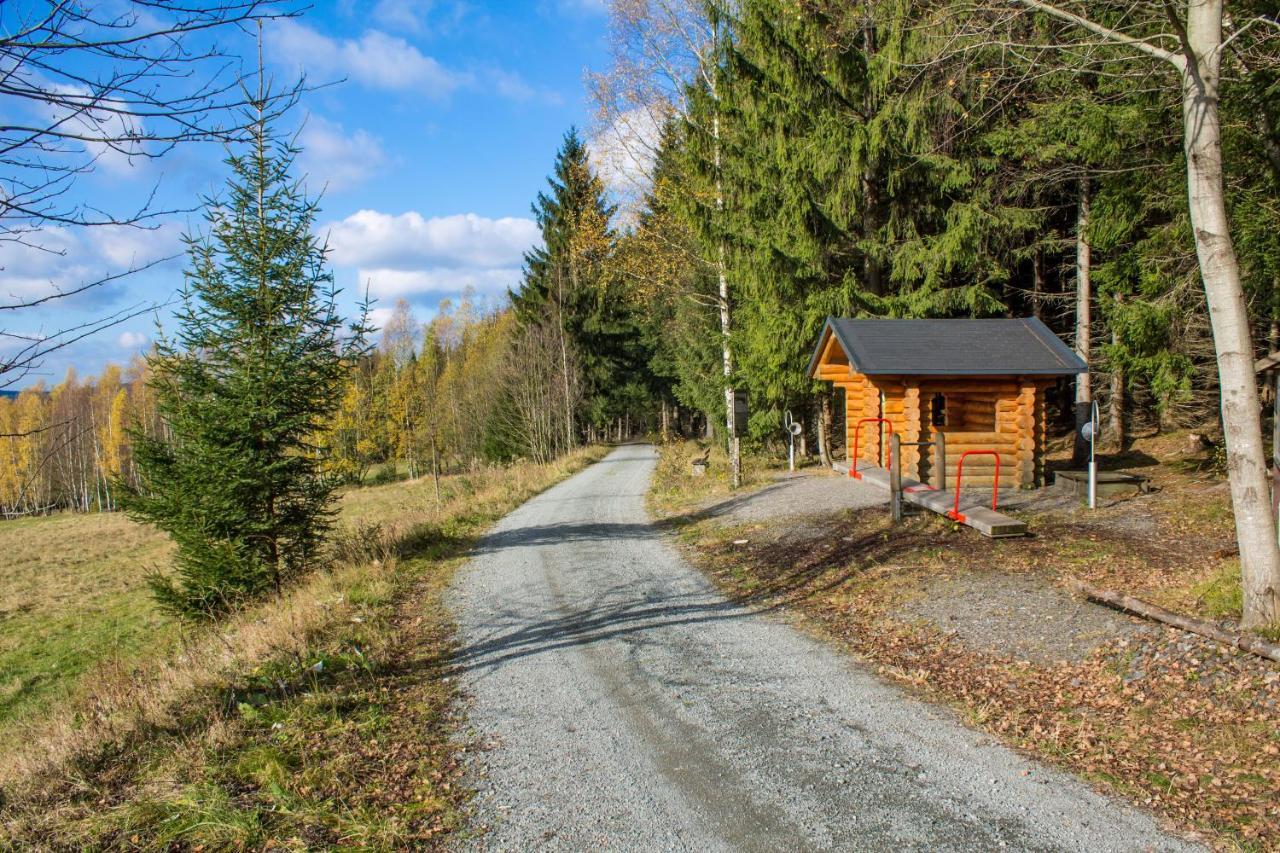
(807, 317, 1087, 377)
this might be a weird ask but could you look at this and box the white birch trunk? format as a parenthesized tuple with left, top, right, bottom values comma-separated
(1075, 178, 1092, 406)
(1180, 0, 1279, 626)
(713, 102, 740, 488)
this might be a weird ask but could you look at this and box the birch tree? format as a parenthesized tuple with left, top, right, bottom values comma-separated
(594, 0, 744, 485)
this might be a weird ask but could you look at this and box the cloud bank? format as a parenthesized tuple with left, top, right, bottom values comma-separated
(323, 210, 538, 304)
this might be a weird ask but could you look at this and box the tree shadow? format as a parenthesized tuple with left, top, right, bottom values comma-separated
(470, 521, 657, 554)
(452, 584, 754, 675)
(451, 508, 930, 677)
(659, 482, 792, 528)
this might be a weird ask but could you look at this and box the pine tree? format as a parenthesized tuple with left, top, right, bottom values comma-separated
(125, 97, 369, 620)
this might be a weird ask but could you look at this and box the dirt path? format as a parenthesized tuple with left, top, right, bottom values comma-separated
(448, 444, 1199, 851)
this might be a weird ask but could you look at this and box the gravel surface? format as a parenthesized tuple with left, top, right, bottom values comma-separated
(448, 444, 1200, 851)
(900, 572, 1157, 664)
(693, 470, 885, 525)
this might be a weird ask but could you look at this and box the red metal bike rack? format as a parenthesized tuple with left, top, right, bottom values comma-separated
(849, 417, 893, 479)
(945, 450, 1001, 523)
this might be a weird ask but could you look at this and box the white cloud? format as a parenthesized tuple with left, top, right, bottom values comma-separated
(273, 20, 466, 95)
(117, 330, 148, 349)
(297, 116, 387, 192)
(558, 0, 608, 13)
(487, 69, 564, 105)
(365, 305, 398, 332)
(372, 0, 433, 32)
(324, 210, 538, 271)
(91, 223, 185, 270)
(323, 209, 537, 306)
(356, 266, 521, 301)
(39, 82, 148, 175)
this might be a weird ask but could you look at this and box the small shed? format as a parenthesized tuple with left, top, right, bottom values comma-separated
(808, 318, 1087, 490)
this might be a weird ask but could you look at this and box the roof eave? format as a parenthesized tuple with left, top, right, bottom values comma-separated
(805, 317, 839, 378)
(858, 368, 1086, 377)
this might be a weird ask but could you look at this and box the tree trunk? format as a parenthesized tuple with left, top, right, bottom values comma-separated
(1181, 0, 1279, 627)
(1110, 325, 1126, 450)
(707, 20, 740, 487)
(818, 392, 833, 469)
(1032, 248, 1045, 321)
(1073, 178, 1093, 466)
(431, 439, 441, 509)
(714, 112, 741, 489)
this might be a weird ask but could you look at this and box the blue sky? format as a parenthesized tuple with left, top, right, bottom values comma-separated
(6, 0, 617, 386)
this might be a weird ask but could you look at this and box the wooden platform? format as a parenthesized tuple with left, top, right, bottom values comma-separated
(833, 461, 1028, 538)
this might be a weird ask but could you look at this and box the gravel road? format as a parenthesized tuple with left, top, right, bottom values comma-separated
(448, 444, 1199, 852)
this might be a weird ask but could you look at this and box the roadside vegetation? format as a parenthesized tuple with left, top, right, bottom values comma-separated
(0, 447, 604, 849)
(652, 438, 1279, 849)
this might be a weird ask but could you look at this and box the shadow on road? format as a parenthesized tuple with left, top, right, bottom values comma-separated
(453, 583, 755, 675)
(472, 521, 657, 554)
(455, 508, 934, 679)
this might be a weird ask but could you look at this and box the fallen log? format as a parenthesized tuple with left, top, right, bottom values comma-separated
(1069, 579, 1280, 664)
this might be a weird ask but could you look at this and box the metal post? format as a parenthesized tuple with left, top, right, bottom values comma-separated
(935, 431, 947, 492)
(890, 434, 902, 523)
(1088, 401, 1099, 509)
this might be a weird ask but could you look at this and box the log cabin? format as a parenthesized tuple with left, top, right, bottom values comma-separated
(808, 318, 1087, 490)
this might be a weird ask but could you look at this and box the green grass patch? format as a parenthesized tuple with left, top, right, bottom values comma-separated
(1190, 560, 1243, 619)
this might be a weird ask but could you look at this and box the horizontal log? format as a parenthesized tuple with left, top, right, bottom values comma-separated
(921, 385, 1021, 395)
(933, 430, 1004, 441)
(1070, 580, 1280, 664)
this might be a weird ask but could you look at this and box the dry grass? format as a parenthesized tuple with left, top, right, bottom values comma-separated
(0, 458, 590, 743)
(0, 447, 606, 848)
(646, 438, 774, 517)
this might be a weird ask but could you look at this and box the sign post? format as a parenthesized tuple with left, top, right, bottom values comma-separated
(890, 434, 903, 522)
(1080, 401, 1100, 509)
(784, 410, 802, 472)
(731, 390, 749, 437)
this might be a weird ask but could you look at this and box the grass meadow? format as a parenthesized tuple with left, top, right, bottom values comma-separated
(0, 447, 606, 848)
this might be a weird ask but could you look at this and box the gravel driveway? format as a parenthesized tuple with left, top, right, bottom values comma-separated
(448, 444, 1198, 851)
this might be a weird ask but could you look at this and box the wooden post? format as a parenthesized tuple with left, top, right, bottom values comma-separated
(890, 434, 902, 523)
(934, 431, 947, 492)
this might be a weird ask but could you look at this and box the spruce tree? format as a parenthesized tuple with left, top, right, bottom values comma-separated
(514, 128, 650, 444)
(125, 101, 369, 620)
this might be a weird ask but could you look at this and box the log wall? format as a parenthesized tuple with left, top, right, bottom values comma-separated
(833, 371, 1057, 490)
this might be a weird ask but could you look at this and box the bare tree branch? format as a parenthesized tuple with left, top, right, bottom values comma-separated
(1002, 0, 1182, 65)
(0, 1, 302, 385)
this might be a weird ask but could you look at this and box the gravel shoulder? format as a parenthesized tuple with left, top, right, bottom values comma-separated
(447, 444, 1199, 851)
(684, 469, 886, 526)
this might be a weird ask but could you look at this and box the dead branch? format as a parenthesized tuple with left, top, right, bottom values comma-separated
(1070, 579, 1280, 664)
